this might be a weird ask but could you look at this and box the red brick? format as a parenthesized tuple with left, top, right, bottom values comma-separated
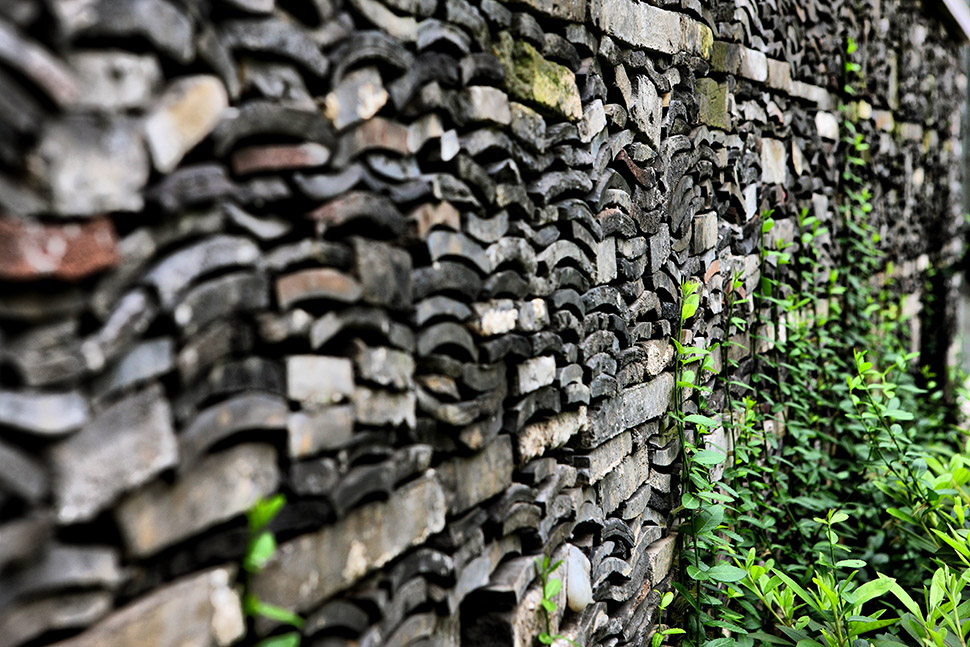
(0, 217, 119, 281)
(230, 143, 330, 175)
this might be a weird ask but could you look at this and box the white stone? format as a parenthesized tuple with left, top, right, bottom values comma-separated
(71, 51, 161, 110)
(743, 184, 758, 220)
(463, 86, 512, 125)
(517, 355, 556, 394)
(144, 75, 228, 173)
(517, 298, 550, 332)
(815, 111, 839, 141)
(565, 544, 593, 612)
(739, 46, 768, 82)
(473, 300, 519, 336)
(323, 66, 387, 130)
(440, 129, 460, 161)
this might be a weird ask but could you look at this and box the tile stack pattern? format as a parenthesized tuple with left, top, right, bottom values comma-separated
(0, 0, 963, 646)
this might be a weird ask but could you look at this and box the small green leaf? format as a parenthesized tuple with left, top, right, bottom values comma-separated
(541, 598, 556, 613)
(707, 564, 747, 583)
(256, 633, 301, 647)
(685, 414, 718, 428)
(692, 449, 727, 466)
(848, 577, 894, 606)
(682, 491, 700, 510)
(772, 569, 822, 614)
(682, 294, 700, 322)
(687, 564, 709, 581)
(930, 568, 946, 610)
(829, 511, 849, 524)
(884, 409, 914, 421)
(544, 578, 562, 599)
(248, 494, 287, 533)
(538, 633, 555, 644)
(252, 601, 305, 629)
(886, 577, 923, 621)
(836, 559, 866, 569)
(245, 531, 278, 573)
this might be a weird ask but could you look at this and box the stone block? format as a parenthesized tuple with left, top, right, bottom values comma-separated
(287, 356, 354, 406)
(765, 58, 792, 93)
(353, 387, 416, 428)
(695, 78, 731, 131)
(287, 405, 354, 458)
(518, 407, 587, 463)
(0, 441, 47, 503)
(70, 51, 161, 110)
(629, 76, 661, 147)
(94, 338, 174, 401)
(596, 446, 649, 513)
(34, 116, 148, 217)
(252, 474, 445, 613)
(0, 389, 89, 436)
(472, 300, 519, 336)
(354, 238, 413, 310)
(621, 372, 674, 429)
(117, 444, 279, 557)
(516, 355, 556, 394)
(355, 345, 414, 390)
(51, 386, 177, 524)
(579, 99, 606, 142)
(2, 544, 122, 606)
(643, 339, 673, 376)
(596, 238, 617, 284)
(591, 0, 712, 58)
(0, 592, 112, 647)
(437, 436, 513, 514)
(692, 212, 718, 253)
(648, 226, 670, 274)
(0, 216, 119, 281)
(48, 567, 244, 647)
(0, 515, 50, 572)
(760, 138, 788, 185)
(573, 429, 632, 485)
(494, 32, 582, 121)
(462, 86, 512, 125)
(644, 534, 676, 583)
(515, 0, 585, 21)
(710, 41, 767, 82)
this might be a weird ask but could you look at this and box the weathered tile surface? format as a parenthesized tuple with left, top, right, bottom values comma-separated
(0, 1, 962, 646)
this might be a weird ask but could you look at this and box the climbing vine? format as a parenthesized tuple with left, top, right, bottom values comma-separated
(667, 32, 970, 647)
